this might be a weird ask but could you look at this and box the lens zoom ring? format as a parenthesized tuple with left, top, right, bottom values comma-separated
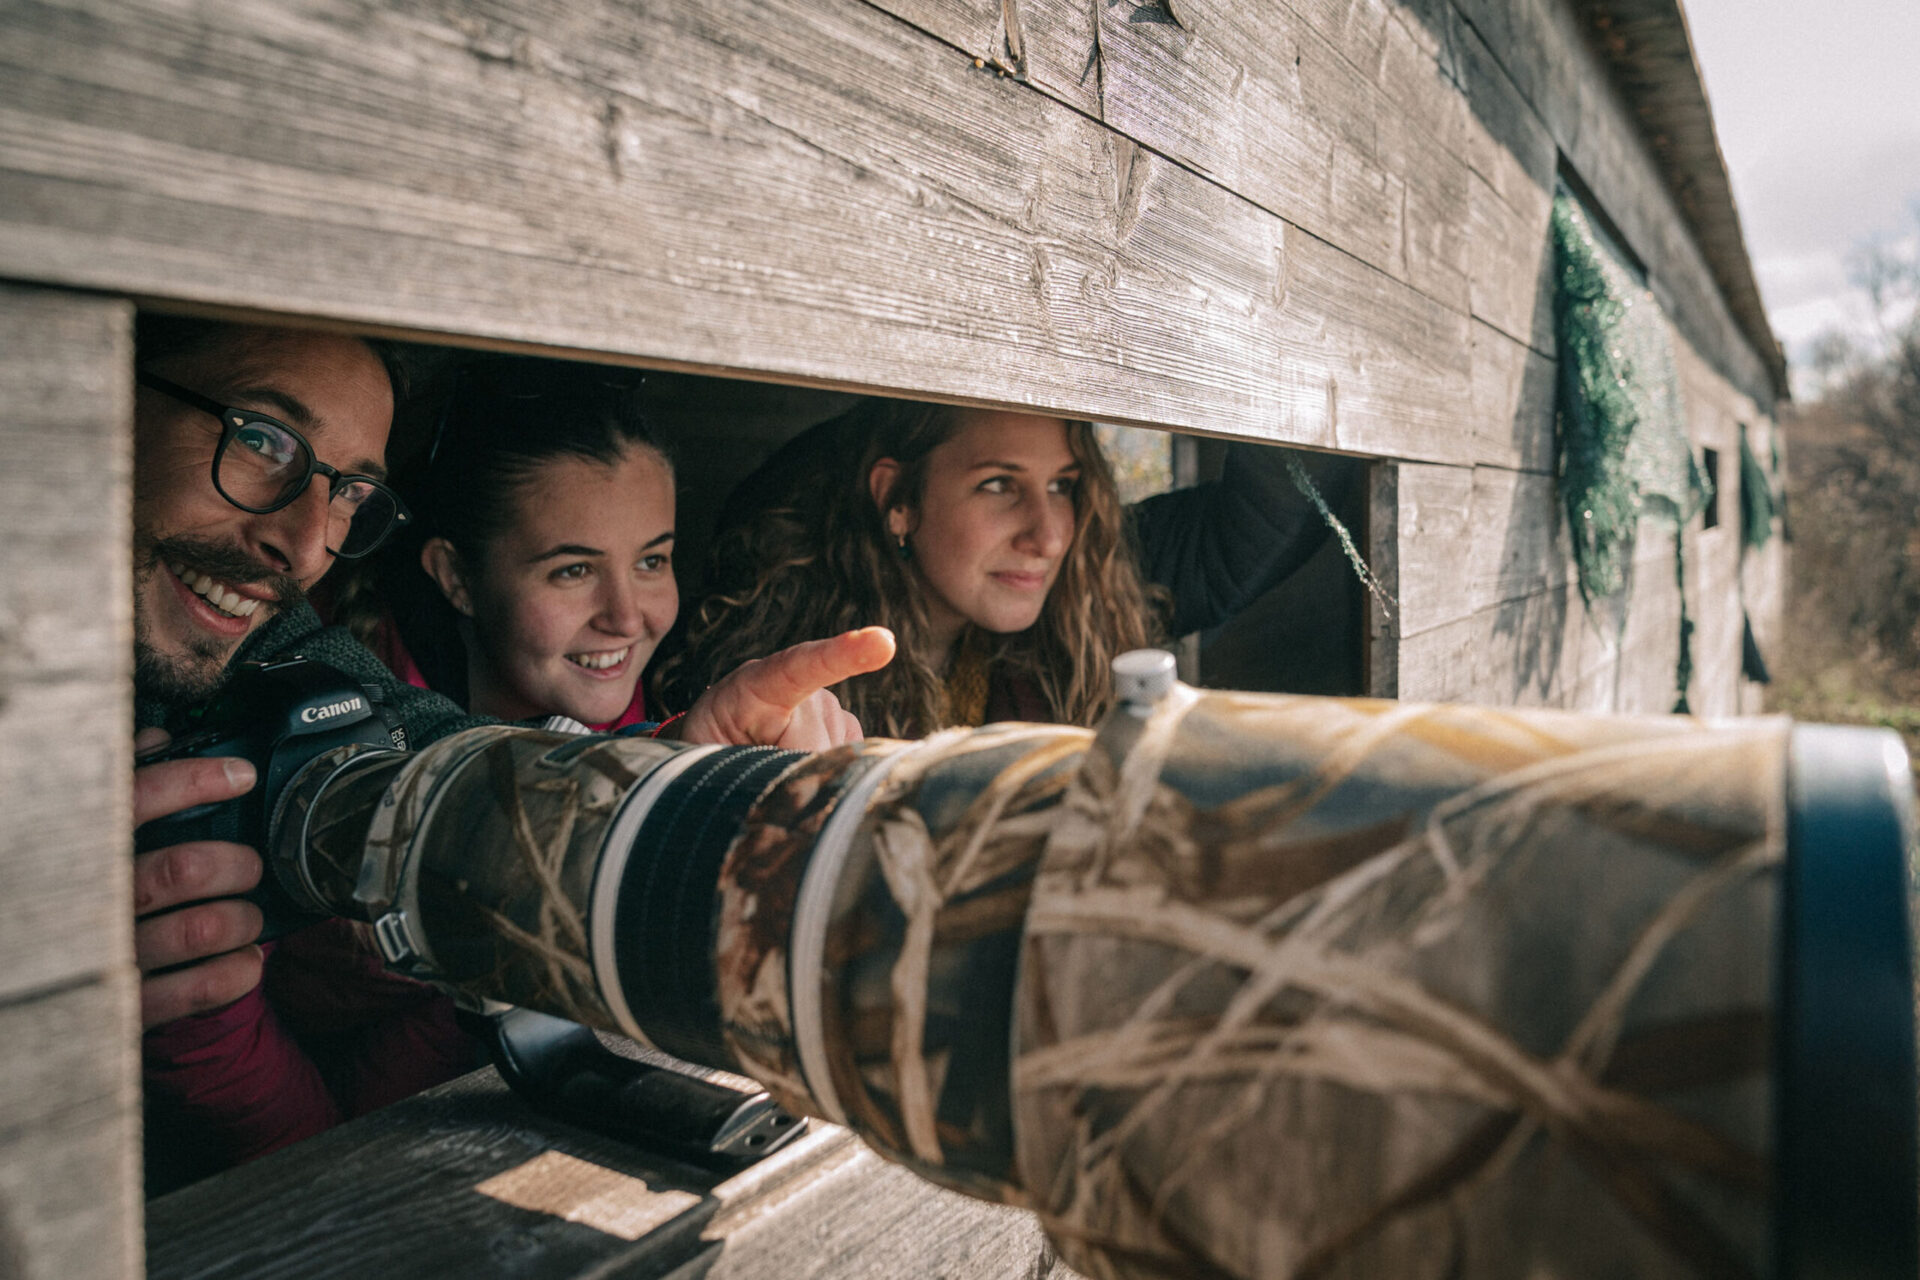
(614, 746, 806, 1066)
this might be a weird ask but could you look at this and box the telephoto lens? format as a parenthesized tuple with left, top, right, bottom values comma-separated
(266, 652, 1916, 1280)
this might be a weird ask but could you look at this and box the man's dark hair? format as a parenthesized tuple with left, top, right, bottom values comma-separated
(133, 313, 409, 404)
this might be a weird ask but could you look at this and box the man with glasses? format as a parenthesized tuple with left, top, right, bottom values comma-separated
(131, 317, 893, 1192)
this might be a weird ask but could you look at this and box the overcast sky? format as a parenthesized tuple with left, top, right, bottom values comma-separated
(1681, 0, 1920, 382)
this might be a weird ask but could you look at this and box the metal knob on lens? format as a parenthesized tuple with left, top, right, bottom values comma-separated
(265, 652, 1916, 1279)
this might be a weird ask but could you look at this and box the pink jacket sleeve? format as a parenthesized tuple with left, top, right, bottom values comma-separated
(142, 946, 345, 1177)
(143, 922, 479, 1191)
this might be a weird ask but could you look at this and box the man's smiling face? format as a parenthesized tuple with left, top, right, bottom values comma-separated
(132, 326, 393, 704)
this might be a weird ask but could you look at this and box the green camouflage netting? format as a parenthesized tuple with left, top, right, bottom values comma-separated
(1739, 425, 1776, 552)
(1551, 188, 1711, 711)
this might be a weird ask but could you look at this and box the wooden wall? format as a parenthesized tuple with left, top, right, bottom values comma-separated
(1360, 0, 1785, 716)
(0, 0, 1782, 718)
(0, 287, 141, 1280)
(0, 0, 1782, 1272)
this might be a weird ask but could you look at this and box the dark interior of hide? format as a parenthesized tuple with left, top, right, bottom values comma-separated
(1185, 436, 1368, 696)
(388, 348, 1367, 703)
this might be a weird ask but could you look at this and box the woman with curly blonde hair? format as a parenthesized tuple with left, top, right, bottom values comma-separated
(666, 398, 1355, 737)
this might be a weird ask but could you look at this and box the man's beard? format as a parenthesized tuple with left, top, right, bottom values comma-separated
(133, 532, 307, 707)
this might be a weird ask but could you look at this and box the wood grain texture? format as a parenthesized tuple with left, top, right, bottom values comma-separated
(1387, 279, 1779, 714)
(1391, 461, 1477, 641)
(878, 0, 1498, 342)
(1388, 455, 1760, 717)
(1083, 0, 1472, 315)
(1468, 316, 1557, 471)
(1366, 462, 1401, 699)
(873, 0, 1771, 424)
(1394, 519, 1726, 715)
(0, 285, 135, 1002)
(1449, 4, 1559, 230)
(0, 975, 141, 1280)
(660, 1141, 1067, 1280)
(0, 0, 1777, 475)
(1393, 461, 1593, 640)
(149, 1071, 726, 1280)
(148, 1069, 1070, 1280)
(0, 286, 139, 1280)
(1467, 166, 1556, 357)
(1447, 0, 1775, 405)
(1, 0, 1492, 464)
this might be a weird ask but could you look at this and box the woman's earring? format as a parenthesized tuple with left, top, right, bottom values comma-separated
(896, 533, 912, 562)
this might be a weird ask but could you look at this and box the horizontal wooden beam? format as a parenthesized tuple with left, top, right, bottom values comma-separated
(883, 0, 1475, 315)
(0, 0, 1511, 463)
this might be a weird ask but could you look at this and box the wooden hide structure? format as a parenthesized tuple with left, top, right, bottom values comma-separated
(0, 0, 1785, 1274)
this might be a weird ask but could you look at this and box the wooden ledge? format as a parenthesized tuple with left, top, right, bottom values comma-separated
(146, 1068, 1069, 1279)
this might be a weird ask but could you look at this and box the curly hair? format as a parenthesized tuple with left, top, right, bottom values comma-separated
(661, 399, 1164, 735)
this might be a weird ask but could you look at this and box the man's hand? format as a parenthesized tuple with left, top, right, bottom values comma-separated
(670, 627, 895, 751)
(133, 727, 266, 1030)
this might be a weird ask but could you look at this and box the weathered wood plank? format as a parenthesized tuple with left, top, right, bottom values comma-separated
(1468, 316, 1557, 470)
(0, 284, 134, 1003)
(1670, 326, 1779, 716)
(1393, 461, 1589, 639)
(891, 0, 1574, 374)
(866, 0, 1571, 467)
(1389, 461, 1475, 641)
(149, 1069, 725, 1280)
(148, 1068, 1068, 1280)
(1674, 319, 1763, 445)
(1395, 578, 1593, 707)
(659, 1135, 1065, 1280)
(884, 0, 1102, 118)
(1366, 460, 1399, 698)
(1091, 0, 1470, 314)
(1689, 519, 1746, 716)
(0, 285, 137, 1280)
(0, 975, 141, 1280)
(1467, 166, 1556, 357)
(1394, 499, 1722, 715)
(878, 0, 1475, 315)
(0, 0, 1497, 464)
(1448, 3, 1559, 222)
(1446, 0, 1774, 405)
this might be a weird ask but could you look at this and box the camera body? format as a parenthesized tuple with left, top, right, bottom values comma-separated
(135, 655, 408, 940)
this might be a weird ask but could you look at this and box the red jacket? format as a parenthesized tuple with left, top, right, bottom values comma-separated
(142, 920, 479, 1196)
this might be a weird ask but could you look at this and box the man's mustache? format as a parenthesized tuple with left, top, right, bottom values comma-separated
(144, 534, 307, 612)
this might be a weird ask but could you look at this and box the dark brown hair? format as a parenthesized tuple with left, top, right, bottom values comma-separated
(336, 356, 666, 706)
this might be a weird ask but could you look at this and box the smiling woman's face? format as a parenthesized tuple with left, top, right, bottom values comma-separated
(882, 411, 1080, 657)
(453, 446, 677, 725)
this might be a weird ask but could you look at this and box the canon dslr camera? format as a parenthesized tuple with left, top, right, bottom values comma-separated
(134, 655, 408, 940)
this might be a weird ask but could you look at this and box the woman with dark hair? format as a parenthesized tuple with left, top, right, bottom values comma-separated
(355, 357, 674, 728)
(667, 399, 1356, 737)
(348, 356, 881, 743)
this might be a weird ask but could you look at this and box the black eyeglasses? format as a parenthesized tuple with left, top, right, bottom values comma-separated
(137, 370, 410, 559)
